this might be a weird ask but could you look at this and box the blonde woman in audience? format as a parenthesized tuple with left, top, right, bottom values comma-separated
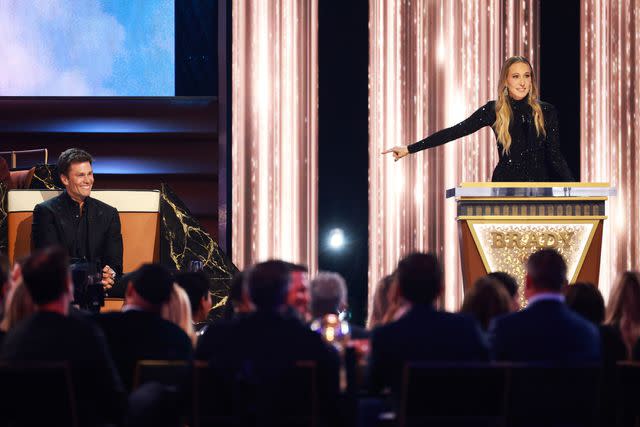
(0, 281, 35, 333)
(605, 271, 640, 358)
(162, 284, 197, 346)
(369, 274, 395, 328)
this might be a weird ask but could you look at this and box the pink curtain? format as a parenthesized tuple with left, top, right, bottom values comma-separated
(368, 0, 540, 316)
(581, 0, 640, 299)
(231, 0, 318, 271)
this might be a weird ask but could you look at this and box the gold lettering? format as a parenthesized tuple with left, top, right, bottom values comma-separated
(492, 232, 505, 249)
(545, 233, 557, 248)
(558, 232, 574, 248)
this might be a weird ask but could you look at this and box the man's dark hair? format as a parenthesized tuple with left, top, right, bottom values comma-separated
(127, 264, 173, 306)
(488, 271, 518, 298)
(175, 271, 210, 316)
(22, 246, 69, 305)
(282, 262, 308, 273)
(526, 249, 567, 292)
(564, 282, 605, 324)
(247, 260, 290, 310)
(57, 148, 93, 177)
(396, 252, 442, 305)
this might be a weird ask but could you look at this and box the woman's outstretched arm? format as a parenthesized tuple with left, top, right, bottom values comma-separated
(382, 101, 495, 161)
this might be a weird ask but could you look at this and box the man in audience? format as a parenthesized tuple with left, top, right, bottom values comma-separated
(196, 260, 340, 422)
(285, 262, 311, 321)
(369, 252, 489, 394)
(488, 271, 520, 312)
(489, 249, 601, 362)
(0, 246, 125, 425)
(310, 271, 369, 338)
(96, 263, 193, 390)
(31, 148, 122, 291)
(175, 271, 213, 332)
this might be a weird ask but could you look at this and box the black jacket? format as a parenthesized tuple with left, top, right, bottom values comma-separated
(96, 310, 194, 391)
(32, 191, 123, 276)
(369, 305, 489, 394)
(0, 311, 126, 426)
(489, 299, 601, 363)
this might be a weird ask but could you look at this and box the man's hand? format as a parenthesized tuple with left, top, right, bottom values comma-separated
(101, 265, 116, 290)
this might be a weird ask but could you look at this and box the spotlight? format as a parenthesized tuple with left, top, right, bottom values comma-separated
(327, 228, 346, 250)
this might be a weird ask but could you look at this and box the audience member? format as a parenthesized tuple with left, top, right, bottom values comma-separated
(380, 275, 411, 325)
(96, 263, 194, 391)
(565, 282, 626, 364)
(489, 249, 601, 362)
(0, 246, 125, 426)
(369, 253, 489, 395)
(310, 271, 369, 339)
(0, 281, 35, 335)
(368, 273, 395, 328)
(487, 271, 520, 311)
(196, 260, 340, 423)
(162, 284, 197, 346)
(0, 256, 9, 323)
(285, 262, 311, 321)
(221, 270, 254, 320)
(175, 271, 213, 333)
(605, 271, 640, 358)
(460, 276, 511, 331)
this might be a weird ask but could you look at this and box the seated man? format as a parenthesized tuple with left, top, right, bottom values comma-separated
(369, 253, 489, 394)
(196, 261, 340, 423)
(174, 271, 213, 334)
(31, 148, 122, 291)
(96, 264, 194, 391)
(0, 246, 126, 426)
(310, 271, 369, 339)
(489, 249, 601, 362)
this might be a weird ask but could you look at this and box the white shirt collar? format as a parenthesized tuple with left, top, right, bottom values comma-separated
(527, 292, 565, 306)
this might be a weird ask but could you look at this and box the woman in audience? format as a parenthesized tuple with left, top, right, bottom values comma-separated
(605, 271, 640, 358)
(565, 282, 626, 364)
(460, 276, 511, 331)
(380, 274, 413, 325)
(0, 281, 35, 338)
(369, 273, 395, 328)
(162, 284, 197, 346)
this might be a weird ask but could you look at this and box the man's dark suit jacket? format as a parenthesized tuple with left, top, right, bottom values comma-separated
(95, 309, 194, 391)
(489, 299, 601, 363)
(196, 311, 340, 420)
(0, 311, 126, 426)
(369, 304, 489, 394)
(32, 191, 123, 276)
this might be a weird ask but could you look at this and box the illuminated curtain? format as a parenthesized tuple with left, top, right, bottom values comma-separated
(232, 0, 318, 271)
(581, 0, 640, 300)
(369, 0, 539, 315)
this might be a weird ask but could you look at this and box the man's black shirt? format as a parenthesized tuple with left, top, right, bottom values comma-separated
(32, 191, 123, 277)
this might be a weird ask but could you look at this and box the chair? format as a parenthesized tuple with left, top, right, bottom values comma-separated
(398, 362, 508, 427)
(504, 363, 602, 427)
(0, 361, 78, 427)
(615, 362, 640, 427)
(193, 360, 318, 427)
(133, 359, 192, 390)
(0, 148, 48, 170)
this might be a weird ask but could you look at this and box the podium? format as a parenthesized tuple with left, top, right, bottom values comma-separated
(7, 189, 161, 272)
(447, 183, 615, 306)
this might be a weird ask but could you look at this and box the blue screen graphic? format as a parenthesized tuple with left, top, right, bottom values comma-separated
(0, 0, 174, 96)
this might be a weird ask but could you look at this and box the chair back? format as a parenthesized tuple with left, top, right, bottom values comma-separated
(0, 148, 48, 169)
(194, 360, 318, 427)
(398, 362, 507, 427)
(505, 363, 601, 427)
(0, 361, 78, 427)
(616, 362, 640, 427)
(133, 359, 192, 390)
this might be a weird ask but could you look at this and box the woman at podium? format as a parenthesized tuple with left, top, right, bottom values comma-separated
(382, 56, 574, 182)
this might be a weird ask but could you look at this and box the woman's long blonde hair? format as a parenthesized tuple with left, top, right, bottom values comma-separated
(494, 56, 546, 154)
(162, 284, 197, 346)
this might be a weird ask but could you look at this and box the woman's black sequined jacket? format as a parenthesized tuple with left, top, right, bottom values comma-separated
(408, 97, 574, 182)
